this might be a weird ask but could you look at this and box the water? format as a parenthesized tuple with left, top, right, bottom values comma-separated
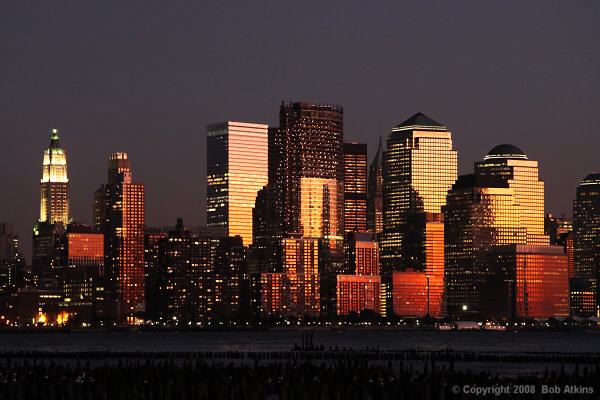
(0, 329, 598, 353)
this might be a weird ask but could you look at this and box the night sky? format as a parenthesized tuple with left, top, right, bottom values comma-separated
(2, 1, 599, 261)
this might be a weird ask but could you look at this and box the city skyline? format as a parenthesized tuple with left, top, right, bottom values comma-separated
(2, 2, 599, 261)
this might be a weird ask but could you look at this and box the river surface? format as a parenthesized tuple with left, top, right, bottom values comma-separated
(0, 329, 598, 353)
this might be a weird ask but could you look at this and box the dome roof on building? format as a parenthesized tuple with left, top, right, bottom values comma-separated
(580, 173, 600, 186)
(484, 144, 528, 160)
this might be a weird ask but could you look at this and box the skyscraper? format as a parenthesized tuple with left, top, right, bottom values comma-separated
(343, 143, 368, 233)
(381, 113, 457, 270)
(380, 113, 457, 314)
(444, 174, 526, 319)
(367, 137, 383, 235)
(206, 121, 268, 246)
(94, 153, 145, 323)
(475, 144, 548, 244)
(39, 129, 69, 226)
(276, 102, 344, 252)
(573, 173, 600, 316)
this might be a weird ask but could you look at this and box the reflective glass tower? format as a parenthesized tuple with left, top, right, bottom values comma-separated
(381, 113, 457, 270)
(206, 121, 268, 246)
(40, 129, 69, 226)
(475, 144, 548, 244)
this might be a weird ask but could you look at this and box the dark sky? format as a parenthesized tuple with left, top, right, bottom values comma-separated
(2, 1, 599, 261)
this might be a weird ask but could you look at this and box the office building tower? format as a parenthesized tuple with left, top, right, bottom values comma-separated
(56, 224, 104, 323)
(475, 144, 548, 244)
(0, 223, 24, 294)
(94, 153, 145, 323)
(206, 121, 268, 246)
(276, 102, 344, 252)
(573, 173, 600, 316)
(367, 137, 384, 234)
(380, 113, 457, 314)
(39, 129, 69, 226)
(482, 244, 569, 319)
(444, 174, 527, 319)
(381, 113, 457, 269)
(343, 143, 368, 233)
(32, 221, 64, 288)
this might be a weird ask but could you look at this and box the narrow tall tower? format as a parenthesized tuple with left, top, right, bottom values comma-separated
(40, 129, 69, 225)
(95, 152, 145, 323)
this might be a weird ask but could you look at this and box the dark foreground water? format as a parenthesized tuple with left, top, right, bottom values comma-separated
(0, 329, 599, 353)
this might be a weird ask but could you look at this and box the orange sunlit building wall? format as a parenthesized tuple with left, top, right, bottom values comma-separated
(391, 215, 444, 317)
(260, 237, 320, 318)
(336, 275, 380, 316)
(484, 245, 569, 319)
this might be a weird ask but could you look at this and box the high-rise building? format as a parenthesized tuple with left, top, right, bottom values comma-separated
(380, 113, 457, 314)
(32, 221, 63, 288)
(143, 227, 167, 321)
(381, 113, 457, 269)
(475, 144, 548, 244)
(573, 173, 600, 316)
(40, 129, 69, 226)
(206, 121, 268, 246)
(94, 153, 145, 323)
(276, 102, 344, 252)
(444, 174, 527, 319)
(343, 143, 368, 233)
(0, 223, 24, 294)
(482, 245, 569, 319)
(367, 137, 384, 235)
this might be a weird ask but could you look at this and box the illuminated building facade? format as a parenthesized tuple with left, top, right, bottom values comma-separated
(57, 225, 104, 322)
(260, 236, 320, 318)
(344, 232, 379, 276)
(276, 102, 344, 252)
(337, 232, 381, 316)
(445, 174, 527, 319)
(380, 113, 457, 314)
(343, 143, 368, 233)
(94, 153, 145, 323)
(40, 129, 69, 226)
(573, 173, 600, 316)
(206, 121, 268, 246)
(367, 138, 384, 235)
(482, 245, 569, 319)
(336, 275, 381, 316)
(475, 144, 548, 244)
(392, 214, 444, 317)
